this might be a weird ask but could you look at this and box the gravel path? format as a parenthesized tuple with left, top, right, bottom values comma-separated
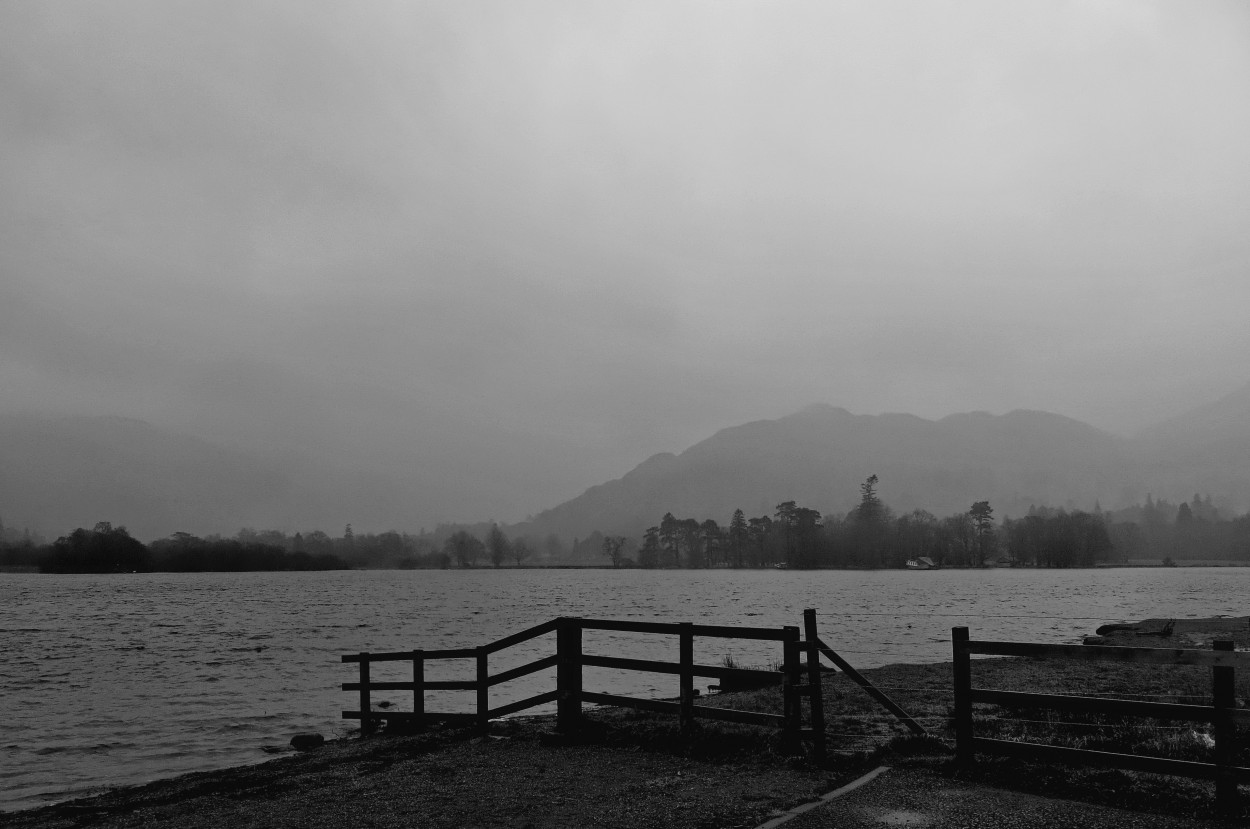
(4, 722, 843, 829)
(783, 766, 1232, 829)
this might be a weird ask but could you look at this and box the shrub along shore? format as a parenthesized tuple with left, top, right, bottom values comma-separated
(7, 619, 1248, 828)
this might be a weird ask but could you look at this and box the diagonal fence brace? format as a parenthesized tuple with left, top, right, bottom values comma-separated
(813, 635, 926, 735)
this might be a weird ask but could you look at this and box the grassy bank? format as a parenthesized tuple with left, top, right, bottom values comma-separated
(8, 618, 1248, 827)
(805, 616, 1250, 819)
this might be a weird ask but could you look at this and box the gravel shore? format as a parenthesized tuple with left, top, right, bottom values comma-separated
(9, 726, 1237, 829)
(4, 717, 849, 829)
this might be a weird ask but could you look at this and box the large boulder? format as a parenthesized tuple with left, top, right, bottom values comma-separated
(289, 732, 325, 751)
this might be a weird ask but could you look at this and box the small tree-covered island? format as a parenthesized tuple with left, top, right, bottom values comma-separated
(0, 521, 351, 574)
(4, 475, 1247, 573)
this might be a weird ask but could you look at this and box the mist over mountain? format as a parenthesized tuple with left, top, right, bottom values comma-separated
(517, 406, 1132, 541)
(519, 385, 1250, 541)
(1132, 382, 1250, 507)
(0, 414, 407, 541)
(3, 383, 1249, 543)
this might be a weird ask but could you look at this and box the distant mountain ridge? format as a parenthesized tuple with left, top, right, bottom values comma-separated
(1137, 382, 1250, 449)
(1131, 382, 1250, 508)
(3, 383, 1249, 542)
(518, 388, 1250, 541)
(516, 405, 1136, 540)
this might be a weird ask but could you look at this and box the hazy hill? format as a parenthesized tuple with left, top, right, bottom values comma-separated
(0, 414, 405, 541)
(517, 404, 1143, 541)
(521, 386, 1250, 543)
(1137, 382, 1250, 450)
(5, 383, 1250, 545)
(1132, 382, 1250, 506)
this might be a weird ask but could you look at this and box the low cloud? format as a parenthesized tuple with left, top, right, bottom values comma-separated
(2, 0, 1248, 523)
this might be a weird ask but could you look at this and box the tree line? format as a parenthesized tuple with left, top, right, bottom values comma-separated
(5, 522, 350, 573)
(622, 481, 1250, 569)
(1098, 494, 1250, 563)
(629, 476, 1008, 569)
(0, 518, 565, 572)
(4, 485, 1248, 573)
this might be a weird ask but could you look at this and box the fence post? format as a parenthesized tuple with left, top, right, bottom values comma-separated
(477, 646, 490, 733)
(679, 622, 695, 731)
(952, 627, 972, 765)
(803, 609, 826, 762)
(412, 650, 425, 730)
(1212, 639, 1237, 815)
(359, 652, 374, 735)
(557, 618, 582, 734)
(782, 625, 802, 748)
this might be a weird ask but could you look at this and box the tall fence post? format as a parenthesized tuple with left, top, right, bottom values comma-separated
(803, 609, 826, 761)
(412, 650, 425, 730)
(477, 646, 490, 733)
(952, 627, 972, 765)
(679, 622, 695, 731)
(1212, 639, 1238, 815)
(782, 625, 802, 748)
(557, 617, 582, 734)
(359, 652, 374, 735)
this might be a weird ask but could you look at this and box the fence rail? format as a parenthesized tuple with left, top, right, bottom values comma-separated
(341, 612, 840, 758)
(576, 618, 791, 640)
(966, 639, 1244, 667)
(339, 616, 1248, 812)
(953, 626, 1249, 815)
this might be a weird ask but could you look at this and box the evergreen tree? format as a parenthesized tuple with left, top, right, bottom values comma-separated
(680, 518, 703, 567)
(659, 513, 681, 567)
(855, 475, 883, 525)
(969, 501, 995, 566)
(486, 524, 511, 568)
(639, 526, 661, 568)
(747, 516, 772, 566)
(728, 509, 748, 568)
(700, 519, 723, 567)
(774, 501, 797, 565)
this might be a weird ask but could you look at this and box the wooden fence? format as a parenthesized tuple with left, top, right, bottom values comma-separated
(953, 626, 1250, 814)
(343, 610, 843, 757)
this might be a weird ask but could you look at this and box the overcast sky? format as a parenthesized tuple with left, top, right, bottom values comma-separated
(2, 1, 1249, 523)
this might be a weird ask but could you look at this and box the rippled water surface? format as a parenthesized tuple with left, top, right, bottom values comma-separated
(3, 567, 1248, 811)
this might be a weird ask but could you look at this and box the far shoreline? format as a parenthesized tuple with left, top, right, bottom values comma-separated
(6, 559, 1250, 575)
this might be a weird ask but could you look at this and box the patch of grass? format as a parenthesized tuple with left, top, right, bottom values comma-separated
(817, 653, 1249, 820)
(715, 654, 783, 692)
(576, 698, 800, 764)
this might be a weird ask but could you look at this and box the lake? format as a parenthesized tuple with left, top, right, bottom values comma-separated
(3, 566, 1248, 812)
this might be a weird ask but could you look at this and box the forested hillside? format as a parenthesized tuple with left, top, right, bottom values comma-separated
(517, 405, 1140, 541)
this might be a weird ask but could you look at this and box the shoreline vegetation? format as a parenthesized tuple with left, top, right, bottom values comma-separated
(8, 618, 1248, 826)
(4, 504, 1250, 576)
(7, 477, 1250, 575)
(0, 522, 353, 574)
(7, 560, 1250, 576)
